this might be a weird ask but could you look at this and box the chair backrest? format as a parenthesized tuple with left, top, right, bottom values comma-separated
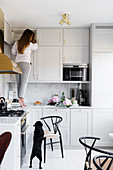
(0, 132, 12, 165)
(79, 136, 113, 169)
(93, 155, 113, 170)
(40, 116, 63, 135)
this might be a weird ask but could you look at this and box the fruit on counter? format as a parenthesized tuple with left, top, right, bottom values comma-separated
(33, 101, 41, 105)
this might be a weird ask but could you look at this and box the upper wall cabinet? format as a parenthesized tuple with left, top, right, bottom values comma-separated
(63, 46, 89, 63)
(92, 24, 113, 52)
(4, 19, 12, 45)
(28, 51, 37, 82)
(63, 28, 89, 64)
(12, 30, 23, 44)
(37, 46, 62, 81)
(36, 29, 63, 45)
(63, 28, 89, 46)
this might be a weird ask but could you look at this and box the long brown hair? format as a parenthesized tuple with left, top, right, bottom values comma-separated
(17, 29, 35, 54)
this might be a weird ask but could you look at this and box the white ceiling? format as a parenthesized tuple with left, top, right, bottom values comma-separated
(1, 0, 113, 28)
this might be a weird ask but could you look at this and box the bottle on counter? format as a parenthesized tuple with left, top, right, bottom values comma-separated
(13, 91, 17, 100)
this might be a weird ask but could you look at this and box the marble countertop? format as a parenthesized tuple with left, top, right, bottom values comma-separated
(24, 103, 92, 109)
(0, 103, 92, 126)
(0, 116, 21, 126)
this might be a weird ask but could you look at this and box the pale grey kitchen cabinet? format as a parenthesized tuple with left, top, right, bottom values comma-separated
(37, 47, 62, 81)
(43, 108, 70, 147)
(91, 24, 113, 108)
(63, 28, 89, 63)
(93, 109, 113, 147)
(26, 108, 43, 152)
(0, 122, 21, 170)
(4, 19, 12, 82)
(4, 43, 11, 82)
(63, 28, 89, 46)
(92, 53, 113, 108)
(28, 51, 37, 82)
(4, 19, 12, 45)
(90, 24, 113, 147)
(71, 109, 92, 147)
(36, 28, 63, 45)
(28, 29, 63, 82)
(92, 24, 113, 52)
(63, 46, 89, 64)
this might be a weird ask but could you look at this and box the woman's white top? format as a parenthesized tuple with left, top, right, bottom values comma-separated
(12, 41, 38, 63)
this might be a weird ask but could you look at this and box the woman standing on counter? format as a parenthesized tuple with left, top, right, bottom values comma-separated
(12, 29, 38, 107)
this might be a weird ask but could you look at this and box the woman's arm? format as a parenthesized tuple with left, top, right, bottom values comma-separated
(30, 42, 38, 51)
(12, 41, 17, 55)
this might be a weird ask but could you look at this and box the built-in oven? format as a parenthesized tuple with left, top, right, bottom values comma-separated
(63, 64, 89, 81)
(21, 115, 28, 167)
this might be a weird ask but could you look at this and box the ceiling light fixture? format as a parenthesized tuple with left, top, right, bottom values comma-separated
(59, 13, 71, 25)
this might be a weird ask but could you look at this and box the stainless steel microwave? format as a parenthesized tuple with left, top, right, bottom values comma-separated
(63, 64, 89, 81)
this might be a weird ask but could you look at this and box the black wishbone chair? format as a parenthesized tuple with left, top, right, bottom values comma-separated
(93, 155, 113, 170)
(79, 136, 113, 170)
(40, 116, 64, 163)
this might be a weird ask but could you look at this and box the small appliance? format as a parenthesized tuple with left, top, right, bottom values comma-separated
(76, 89, 88, 106)
(0, 97, 7, 112)
(63, 64, 89, 81)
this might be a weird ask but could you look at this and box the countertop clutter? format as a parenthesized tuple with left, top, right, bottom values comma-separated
(0, 102, 91, 125)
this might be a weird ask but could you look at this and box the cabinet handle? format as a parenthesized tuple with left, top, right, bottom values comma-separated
(34, 74, 35, 80)
(64, 40, 66, 45)
(38, 39, 39, 45)
(21, 125, 29, 135)
(59, 51, 60, 78)
(37, 74, 38, 80)
(64, 57, 65, 62)
(34, 74, 36, 80)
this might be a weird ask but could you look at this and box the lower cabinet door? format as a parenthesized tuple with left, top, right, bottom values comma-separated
(26, 108, 43, 152)
(93, 109, 113, 147)
(26, 112, 32, 151)
(43, 108, 70, 147)
(71, 109, 91, 147)
(60, 126, 70, 147)
(0, 126, 20, 170)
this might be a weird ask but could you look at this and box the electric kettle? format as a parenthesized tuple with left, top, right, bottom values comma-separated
(0, 97, 7, 111)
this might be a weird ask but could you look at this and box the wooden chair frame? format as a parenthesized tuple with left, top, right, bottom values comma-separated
(41, 116, 64, 163)
(79, 136, 113, 170)
(93, 155, 113, 170)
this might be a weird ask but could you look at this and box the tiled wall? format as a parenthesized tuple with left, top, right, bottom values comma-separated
(0, 75, 9, 98)
(9, 83, 79, 104)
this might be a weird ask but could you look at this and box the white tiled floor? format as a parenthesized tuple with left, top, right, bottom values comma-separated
(21, 149, 86, 170)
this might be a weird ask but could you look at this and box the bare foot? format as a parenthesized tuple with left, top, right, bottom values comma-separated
(19, 98, 26, 107)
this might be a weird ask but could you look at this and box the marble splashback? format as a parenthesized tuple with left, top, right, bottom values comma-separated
(0, 75, 8, 97)
(9, 83, 78, 104)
